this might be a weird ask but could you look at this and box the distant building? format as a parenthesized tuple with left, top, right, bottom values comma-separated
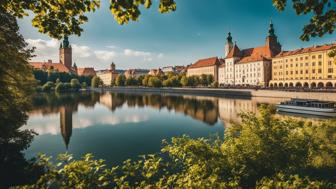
(29, 37, 96, 76)
(148, 69, 164, 76)
(220, 21, 281, 86)
(124, 69, 148, 79)
(187, 57, 222, 82)
(175, 66, 187, 74)
(76, 66, 96, 77)
(269, 43, 336, 88)
(162, 66, 175, 73)
(97, 63, 119, 86)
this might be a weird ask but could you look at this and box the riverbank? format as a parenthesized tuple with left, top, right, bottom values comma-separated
(92, 87, 336, 101)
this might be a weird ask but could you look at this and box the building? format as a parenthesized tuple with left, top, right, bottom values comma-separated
(162, 66, 175, 73)
(96, 63, 119, 86)
(76, 66, 96, 77)
(187, 57, 222, 82)
(124, 69, 148, 79)
(148, 69, 164, 76)
(220, 21, 281, 87)
(29, 37, 96, 76)
(269, 44, 336, 89)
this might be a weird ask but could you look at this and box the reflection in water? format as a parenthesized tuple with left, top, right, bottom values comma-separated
(25, 92, 287, 151)
(100, 93, 219, 125)
(60, 106, 72, 150)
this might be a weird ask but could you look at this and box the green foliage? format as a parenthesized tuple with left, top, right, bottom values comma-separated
(33, 69, 92, 87)
(16, 106, 336, 188)
(180, 75, 189, 87)
(148, 76, 162, 87)
(81, 82, 87, 89)
(115, 74, 126, 86)
(2, 0, 176, 39)
(272, 0, 336, 42)
(42, 81, 54, 92)
(0, 8, 42, 188)
(125, 77, 138, 86)
(91, 76, 102, 88)
(70, 79, 81, 91)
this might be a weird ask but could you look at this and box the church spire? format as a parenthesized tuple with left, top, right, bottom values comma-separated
(62, 36, 70, 48)
(268, 19, 275, 37)
(227, 32, 233, 43)
(224, 32, 234, 58)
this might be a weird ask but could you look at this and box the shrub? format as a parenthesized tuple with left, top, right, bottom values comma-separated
(70, 79, 81, 91)
(180, 76, 188, 87)
(115, 74, 126, 86)
(42, 81, 54, 92)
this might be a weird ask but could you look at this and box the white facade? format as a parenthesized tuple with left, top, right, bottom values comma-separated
(234, 61, 271, 86)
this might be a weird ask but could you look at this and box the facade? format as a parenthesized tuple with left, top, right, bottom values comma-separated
(219, 21, 281, 87)
(187, 57, 222, 82)
(148, 69, 164, 76)
(30, 37, 96, 76)
(97, 63, 119, 86)
(269, 44, 336, 88)
(162, 66, 175, 73)
(76, 67, 96, 77)
(124, 69, 148, 79)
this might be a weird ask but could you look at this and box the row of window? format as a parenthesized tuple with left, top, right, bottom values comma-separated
(273, 75, 335, 80)
(274, 68, 334, 76)
(273, 54, 323, 64)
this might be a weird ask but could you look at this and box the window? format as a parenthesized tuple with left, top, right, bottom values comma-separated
(318, 55, 322, 59)
(312, 69, 315, 73)
(318, 69, 322, 73)
(328, 68, 333, 73)
(305, 56, 308, 60)
(305, 63, 309, 66)
(312, 62, 316, 66)
(318, 61, 322, 66)
(300, 70, 303, 74)
(328, 61, 332, 66)
(305, 70, 309, 74)
(312, 55, 316, 59)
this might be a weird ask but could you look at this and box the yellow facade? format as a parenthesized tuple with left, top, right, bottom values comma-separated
(270, 45, 336, 88)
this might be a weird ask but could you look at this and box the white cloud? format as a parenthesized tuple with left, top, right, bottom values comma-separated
(25, 38, 164, 69)
(94, 50, 117, 61)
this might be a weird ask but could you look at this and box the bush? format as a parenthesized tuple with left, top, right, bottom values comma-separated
(42, 81, 54, 92)
(19, 106, 336, 188)
(81, 82, 87, 89)
(162, 79, 173, 87)
(70, 79, 81, 91)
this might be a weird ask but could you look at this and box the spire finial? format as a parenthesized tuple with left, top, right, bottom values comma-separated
(268, 19, 275, 37)
(227, 32, 232, 43)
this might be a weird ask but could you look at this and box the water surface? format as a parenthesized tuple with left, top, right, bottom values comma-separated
(23, 92, 287, 165)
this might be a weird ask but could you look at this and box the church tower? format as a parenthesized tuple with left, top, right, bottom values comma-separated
(224, 32, 234, 57)
(265, 20, 282, 56)
(110, 62, 116, 72)
(59, 36, 72, 69)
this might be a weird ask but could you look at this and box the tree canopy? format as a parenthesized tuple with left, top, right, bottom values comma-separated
(1, 0, 176, 39)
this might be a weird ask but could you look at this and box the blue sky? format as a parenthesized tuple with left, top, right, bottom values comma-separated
(19, 0, 335, 70)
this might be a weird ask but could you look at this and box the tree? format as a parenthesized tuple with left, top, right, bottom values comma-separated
(42, 81, 54, 92)
(206, 75, 214, 86)
(0, 7, 42, 188)
(1, 0, 176, 39)
(200, 74, 208, 86)
(115, 74, 126, 86)
(180, 76, 189, 87)
(70, 79, 81, 91)
(148, 77, 162, 87)
(91, 76, 102, 88)
(162, 79, 173, 87)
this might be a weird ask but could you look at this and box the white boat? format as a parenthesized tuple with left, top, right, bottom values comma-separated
(276, 98, 336, 117)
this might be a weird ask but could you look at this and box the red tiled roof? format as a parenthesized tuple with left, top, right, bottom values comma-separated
(30, 62, 71, 73)
(275, 44, 336, 58)
(226, 44, 241, 58)
(77, 67, 96, 76)
(188, 57, 220, 69)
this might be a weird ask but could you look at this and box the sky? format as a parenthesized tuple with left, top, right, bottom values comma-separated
(19, 0, 335, 70)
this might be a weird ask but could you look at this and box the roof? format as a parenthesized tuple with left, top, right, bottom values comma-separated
(30, 62, 71, 73)
(275, 44, 336, 58)
(226, 45, 275, 64)
(226, 44, 242, 58)
(188, 57, 220, 69)
(77, 67, 96, 76)
(148, 69, 164, 76)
